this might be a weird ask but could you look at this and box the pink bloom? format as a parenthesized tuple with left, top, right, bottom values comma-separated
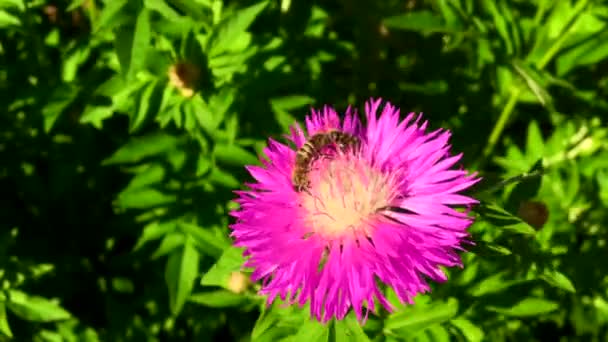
(230, 98, 480, 322)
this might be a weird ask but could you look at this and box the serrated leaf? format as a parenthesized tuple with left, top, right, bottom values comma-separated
(207, 1, 268, 57)
(451, 319, 484, 342)
(165, 237, 200, 316)
(541, 269, 576, 293)
(487, 297, 559, 317)
(0, 303, 12, 338)
(291, 318, 329, 342)
(385, 298, 458, 334)
(201, 246, 245, 288)
(334, 312, 370, 342)
(189, 290, 248, 308)
(80, 105, 114, 129)
(7, 290, 71, 322)
(103, 133, 180, 165)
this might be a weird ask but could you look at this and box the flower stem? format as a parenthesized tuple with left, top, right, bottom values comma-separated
(480, 0, 591, 166)
(482, 86, 521, 160)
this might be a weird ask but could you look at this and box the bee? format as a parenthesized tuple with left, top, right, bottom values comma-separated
(292, 130, 361, 192)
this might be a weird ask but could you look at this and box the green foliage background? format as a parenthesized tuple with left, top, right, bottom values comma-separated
(2, 0, 608, 340)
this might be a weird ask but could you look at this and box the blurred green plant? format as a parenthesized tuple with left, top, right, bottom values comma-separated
(0, 0, 607, 340)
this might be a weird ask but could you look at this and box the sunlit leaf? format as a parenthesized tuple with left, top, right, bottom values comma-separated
(541, 269, 576, 293)
(487, 298, 559, 317)
(334, 312, 370, 342)
(0, 303, 12, 338)
(103, 133, 181, 165)
(207, 1, 268, 57)
(134, 221, 176, 251)
(291, 318, 329, 342)
(165, 236, 200, 316)
(190, 290, 249, 308)
(475, 202, 537, 235)
(451, 318, 484, 342)
(385, 298, 458, 335)
(7, 290, 71, 322)
(201, 246, 245, 288)
(383, 11, 454, 34)
(42, 84, 80, 133)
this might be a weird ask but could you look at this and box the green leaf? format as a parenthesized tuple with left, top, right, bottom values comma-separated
(134, 221, 177, 251)
(151, 232, 185, 259)
(207, 1, 268, 57)
(469, 240, 512, 257)
(130, 79, 157, 133)
(252, 306, 281, 341)
(111, 277, 135, 293)
(201, 246, 245, 288)
(102, 133, 180, 165)
(270, 95, 315, 110)
(208, 166, 240, 188)
(487, 297, 559, 317)
(0, 303, 12, 338)
(383, 11, 454, 34)
(385, 298, 458, 335)
(334, 312, 370, 342)
(451, 319, 484, 342)
(475, 202, 537, 235)
(165, 237, 200, 316)
(7, 290, 71, 322)
(144, 0, 184, 22)
(527, 119, 545, 158)
(541, 269, 576, 293)
(42, 84, 80, 133)
(214, 143, 259, 166)
(0, 10, 20, 28)
(469, 271, 532, 297)
(124, 163, 166, 191)
(0, 0, 25, 11)
(79, 105, 114, 129)
(179, 222, 228, 258)
(189, 290, 248, 308)
(116, 187, 176, 209)
(94, 0, 128, 32)
(114, 9, 151, 80)
(291, 318, 329, 342)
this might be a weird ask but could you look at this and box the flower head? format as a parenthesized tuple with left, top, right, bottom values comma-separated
(230, 99, 480, 322)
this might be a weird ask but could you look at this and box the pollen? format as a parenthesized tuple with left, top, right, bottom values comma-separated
(302, 156, 396, 238)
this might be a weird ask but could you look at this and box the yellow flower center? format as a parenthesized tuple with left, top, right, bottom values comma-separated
(302, 157, 394, 238)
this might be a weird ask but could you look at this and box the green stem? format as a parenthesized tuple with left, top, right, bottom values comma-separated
(535, 0, 590, 70)
(482, 86, 521, 160)
(480, 0, 590, 166)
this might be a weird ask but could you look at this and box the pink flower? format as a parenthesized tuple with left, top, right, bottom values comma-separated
(230, 98, 480, 322)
